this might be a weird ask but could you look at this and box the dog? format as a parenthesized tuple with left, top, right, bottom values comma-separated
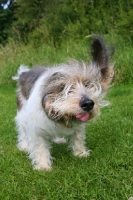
(13, 36, 114, 171)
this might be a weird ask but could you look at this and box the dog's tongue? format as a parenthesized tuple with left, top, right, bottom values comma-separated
(76, 113, 90, 122)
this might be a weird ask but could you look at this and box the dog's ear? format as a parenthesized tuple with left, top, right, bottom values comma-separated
(91, 35, 114, 88)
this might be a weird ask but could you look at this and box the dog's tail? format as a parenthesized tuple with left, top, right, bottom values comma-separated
(12, 64, 30, 81)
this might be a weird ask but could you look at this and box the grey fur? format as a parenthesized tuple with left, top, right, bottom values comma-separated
(16, 96, 22, 110)
(19, 67, 46, 99)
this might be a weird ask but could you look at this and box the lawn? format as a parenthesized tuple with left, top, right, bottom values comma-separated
(0, 84, 133, 200)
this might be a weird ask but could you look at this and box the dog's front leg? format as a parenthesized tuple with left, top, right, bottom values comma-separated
(27, 126, 53, 171)
(69, 129, 90, 157)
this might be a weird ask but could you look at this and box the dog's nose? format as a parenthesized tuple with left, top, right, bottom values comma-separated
(80, 98, 94, 111)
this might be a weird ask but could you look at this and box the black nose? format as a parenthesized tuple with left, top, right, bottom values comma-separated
(80, 98, 94, 111)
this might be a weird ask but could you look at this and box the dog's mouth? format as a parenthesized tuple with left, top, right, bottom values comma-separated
(45, 106, 92, 127)
(56, 113, 90, 128)
(75, 113, 90, 122)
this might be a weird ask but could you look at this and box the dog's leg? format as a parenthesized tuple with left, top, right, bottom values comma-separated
(27, 125, 52, 171)
(15, 111, 28, 152)
(69, 129, 90, 157)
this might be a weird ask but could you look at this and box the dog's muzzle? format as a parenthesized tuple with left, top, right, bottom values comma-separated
(80, 98, 94, 112)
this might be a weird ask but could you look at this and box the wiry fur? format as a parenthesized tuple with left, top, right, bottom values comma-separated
(13, 36, 114, 171)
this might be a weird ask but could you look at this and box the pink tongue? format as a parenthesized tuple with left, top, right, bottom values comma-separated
(76, 113, 90, 122)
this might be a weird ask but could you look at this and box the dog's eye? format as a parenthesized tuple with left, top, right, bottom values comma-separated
(84, 81, 91, 88)
(59, 84, 65, 92)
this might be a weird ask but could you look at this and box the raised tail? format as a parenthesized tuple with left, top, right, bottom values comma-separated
(12, 64, 30, 81)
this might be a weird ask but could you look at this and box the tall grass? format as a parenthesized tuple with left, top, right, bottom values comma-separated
(0, 34, 133, 85)
(0, 38, 89, 85)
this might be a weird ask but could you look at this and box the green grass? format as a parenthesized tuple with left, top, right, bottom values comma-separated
(0, 39, 89, 86)
(0, 84, 133, 200)
(0, 34, 133, 86)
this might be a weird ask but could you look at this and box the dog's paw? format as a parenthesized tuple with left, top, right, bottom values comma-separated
(17, 142, 28, 152)
(73, 150, 90, 157)
(31, 158, 53, 171)
(33, 163, 52, 171)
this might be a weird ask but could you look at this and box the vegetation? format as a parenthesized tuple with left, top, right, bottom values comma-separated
(0, 33, 133, 85)
(1, 0, 133, 45)
(0, 0, 15, 44)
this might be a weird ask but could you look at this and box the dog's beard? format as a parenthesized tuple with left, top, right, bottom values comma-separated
(44, 107, 75, 127)
(44, 102, 73, 126)
(42, 89, 101, 127)
(43, 101, 97, 128)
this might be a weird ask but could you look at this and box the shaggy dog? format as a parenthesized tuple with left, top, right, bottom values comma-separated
(13, 36, 114, 170)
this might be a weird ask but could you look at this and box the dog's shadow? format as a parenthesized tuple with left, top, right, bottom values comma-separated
(52, 143, 70, 159)
(51, 142, 90, 171)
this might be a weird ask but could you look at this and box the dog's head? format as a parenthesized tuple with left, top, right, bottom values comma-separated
(42, 36, 114, 126)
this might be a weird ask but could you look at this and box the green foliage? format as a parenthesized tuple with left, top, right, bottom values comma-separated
(116, 8, 133, 41)
(2, 0, 132, 45)
(11, 0, 45, 43)
(0, 0, 15, 44)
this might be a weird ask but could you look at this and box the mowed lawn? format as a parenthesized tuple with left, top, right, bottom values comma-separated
(0, 84, 133, 200)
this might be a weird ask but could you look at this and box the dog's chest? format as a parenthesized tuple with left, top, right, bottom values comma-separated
(44, 120, 85, 138)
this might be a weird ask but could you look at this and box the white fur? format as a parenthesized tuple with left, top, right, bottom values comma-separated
(12, 64, 30, 81)
(15, 68, 91, 170)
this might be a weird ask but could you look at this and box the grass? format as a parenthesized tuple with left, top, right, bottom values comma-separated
(0, 34, 133, 86)
(0, 39, 89, 86)
(0, 84, 133, 200)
